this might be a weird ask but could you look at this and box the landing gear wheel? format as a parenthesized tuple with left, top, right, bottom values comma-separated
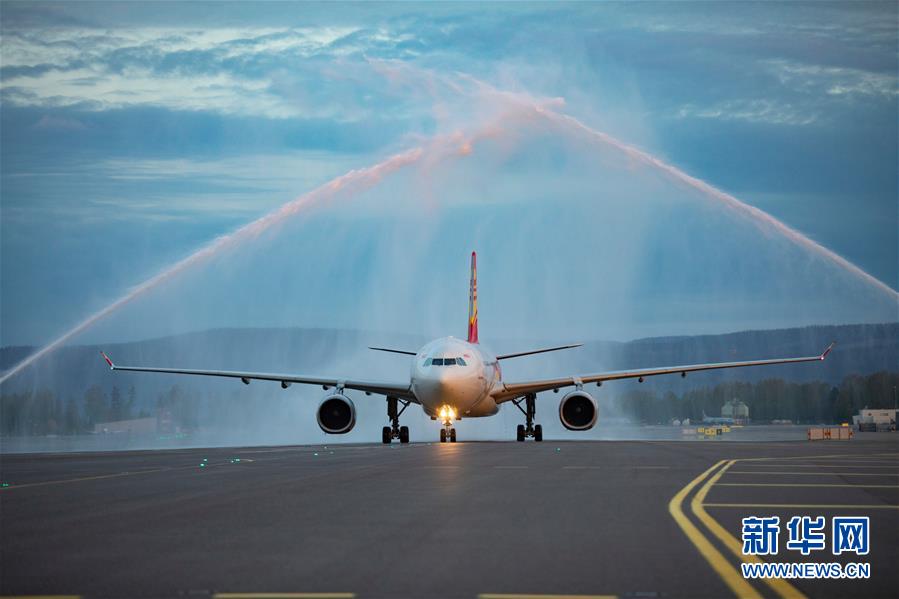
(440, 429, 447, 443)
(385, 396, 411, 444)
(514, 394, 539, 442)
(450, 428, 457, 442)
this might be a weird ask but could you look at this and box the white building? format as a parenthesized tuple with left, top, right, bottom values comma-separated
(852, 409, 898, 431)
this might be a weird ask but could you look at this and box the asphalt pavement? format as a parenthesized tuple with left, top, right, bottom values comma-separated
(1, 436, 897, 599)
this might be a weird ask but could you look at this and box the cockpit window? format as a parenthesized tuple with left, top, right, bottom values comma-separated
(426, 356, 468, 366)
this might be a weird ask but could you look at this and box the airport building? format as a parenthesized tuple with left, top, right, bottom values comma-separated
(852, 408, 898, 432)
(721, 398, 749, 424)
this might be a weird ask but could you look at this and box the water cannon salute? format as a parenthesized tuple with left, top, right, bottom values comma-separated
(1, 3, 897, 598)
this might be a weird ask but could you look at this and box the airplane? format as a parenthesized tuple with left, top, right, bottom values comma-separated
(100, 251, 835, 443)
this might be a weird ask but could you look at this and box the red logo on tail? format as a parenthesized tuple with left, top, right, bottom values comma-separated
(468, 251, 478, 344)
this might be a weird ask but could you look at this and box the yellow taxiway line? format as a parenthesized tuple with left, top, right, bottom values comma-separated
(668, 460, 764, 599)
(692, 460, 806, 599)
(671, 452, 899, 598)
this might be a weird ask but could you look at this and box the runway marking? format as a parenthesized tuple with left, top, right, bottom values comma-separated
(691, 460, 805, 599)
(668, 460, 764, 599)
(704, 503, 899, 509)
(727, 471, 899, 476)
(478, 594, 617, 599)
(734, 464, 898, 469)
(0, 467, 176, 490)
(716, 482, 899, 488)
(562, 465, 670, 470)
(0, 596, 82, 598)
(494, 465, 529, 469)
(683, 452, 899, 599)
(737, 452, 899, 462)
(776, 458, 899, 468)
(213, 594, 355, 599)
(0, 459, 254, 490)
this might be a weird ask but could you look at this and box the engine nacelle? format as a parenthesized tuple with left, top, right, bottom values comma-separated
(316, 394, 356, 434)
(559, 390, 598, 431)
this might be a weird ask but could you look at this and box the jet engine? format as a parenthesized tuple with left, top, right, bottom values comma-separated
(559, 390, 598, 431)
(316, 394, 356, 434)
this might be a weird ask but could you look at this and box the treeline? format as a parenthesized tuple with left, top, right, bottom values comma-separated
(612, 371, 899, 425)
(1, 384, 148, 436)
(2, 372, 897, 435)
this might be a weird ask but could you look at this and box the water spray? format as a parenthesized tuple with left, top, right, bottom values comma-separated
(2, 77, 896, 383)
(0, 147, 422, 384)
(537, 107, 899, 300)
(0, 119, 507, 384)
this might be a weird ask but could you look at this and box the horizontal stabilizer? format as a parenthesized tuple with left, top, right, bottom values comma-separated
(368, 346, 417, 356)
(497, 343, 583, 360)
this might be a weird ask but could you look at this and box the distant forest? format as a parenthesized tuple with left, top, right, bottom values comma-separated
(609, 371, 898, 425)
(2, 371, 896, 436)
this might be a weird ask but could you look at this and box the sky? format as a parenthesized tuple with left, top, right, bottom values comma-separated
(1, 1, 897, 351)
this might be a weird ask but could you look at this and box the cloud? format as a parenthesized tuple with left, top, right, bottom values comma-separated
(673, 99, 819, 126)
(0, 25, 429, 119)
(32, 114, 87, 130)
(767, 59, 898, 99)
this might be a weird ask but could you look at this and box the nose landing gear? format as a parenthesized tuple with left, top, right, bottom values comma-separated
(512, 393, 543, 442)
(436, 405, 458, 442)
(439, 421, 457, 442)
(382, 396, 411, 444)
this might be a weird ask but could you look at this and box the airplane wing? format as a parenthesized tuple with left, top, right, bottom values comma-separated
(100, 352, 417, 401)
(492, 343, 834, 403)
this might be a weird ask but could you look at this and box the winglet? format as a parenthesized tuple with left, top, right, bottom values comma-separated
(100, 351, 114, 369)
(820, 342, 835, 360)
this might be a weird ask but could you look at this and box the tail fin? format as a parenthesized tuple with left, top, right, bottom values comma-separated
(467, 251, 478, 344)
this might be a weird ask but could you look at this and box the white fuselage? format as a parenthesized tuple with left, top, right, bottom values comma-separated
(410, 337, 501, 418)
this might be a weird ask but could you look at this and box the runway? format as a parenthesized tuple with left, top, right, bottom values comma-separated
(2, 437, 897, 599)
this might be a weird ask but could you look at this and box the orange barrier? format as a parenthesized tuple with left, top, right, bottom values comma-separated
(808, 427, 853, 441)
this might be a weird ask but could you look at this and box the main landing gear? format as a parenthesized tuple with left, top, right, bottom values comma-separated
(512, 393, 543, 442)
(382, 396, 410, 444)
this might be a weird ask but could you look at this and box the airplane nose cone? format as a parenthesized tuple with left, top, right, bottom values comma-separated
(418, 369, 456, 404)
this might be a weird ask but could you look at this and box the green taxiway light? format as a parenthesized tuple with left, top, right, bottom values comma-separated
(313, 452, 319, 456)
(555, 447, 561, 452)
(1, 482, 9, 487)
(199, 463, 206, 467)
